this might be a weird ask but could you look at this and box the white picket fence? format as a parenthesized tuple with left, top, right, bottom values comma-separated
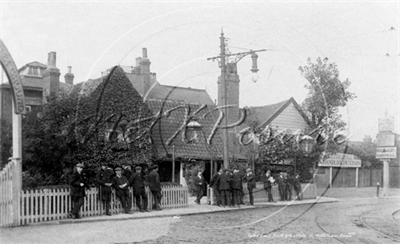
(19, 185, 188, 226)
(0, 160, 19, 227)
(1, 182, 188, 227)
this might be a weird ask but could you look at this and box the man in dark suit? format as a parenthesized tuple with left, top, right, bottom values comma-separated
(293, 173, 302, 201)
(246, 168, 256, 205)
(96, 162, 113, 216)
(122, 163, 133, 211)
(277, 171, 286, 201)
(129, 166, 149, 212)
(69, 163, 89, 219)
(218, 169, 231, 207)
(148, 165, 162, 210)
(285, 172, 293, 201)
(209, 168, 222, 206)
(231, 168, 242, 207)
(263, 170, 276, 203)
(193, 170, 207, 204)
(112, 167, 131, 214)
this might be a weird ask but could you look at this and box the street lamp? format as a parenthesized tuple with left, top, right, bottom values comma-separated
(207, 31, 267, 169)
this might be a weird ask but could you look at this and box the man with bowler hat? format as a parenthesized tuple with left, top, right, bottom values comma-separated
(112, 167, 131, 214)
(69, 163, 89, 219)
(148, 165, 162, 210)
(96, 162, 113, 215)
(129, 166, 149, 212)
(231, 168, 243, 207)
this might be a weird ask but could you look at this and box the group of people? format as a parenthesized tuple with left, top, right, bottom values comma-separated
(68, 162, 162, 219)
(206, 167, 303, 207)
(263, 170, 303, 202)
(207, 167, 254, 208)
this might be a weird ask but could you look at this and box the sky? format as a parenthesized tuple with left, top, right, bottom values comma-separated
(0, 0, 399, 142)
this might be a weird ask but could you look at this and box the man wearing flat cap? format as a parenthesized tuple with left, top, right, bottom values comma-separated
(129, 166, 149, 212)
(69, 163, 89, 219)
(96, 162, 113, 215)
(245, 168, 256, 205)
(148, 165, 162, 210)
(112, 167, 131, 214)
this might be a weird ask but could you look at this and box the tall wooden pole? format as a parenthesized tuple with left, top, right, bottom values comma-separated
(220, 32, 229, 169)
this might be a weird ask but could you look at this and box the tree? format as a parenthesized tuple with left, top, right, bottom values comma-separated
(345, 136, 382, 169)
(299, 57, 356, 156)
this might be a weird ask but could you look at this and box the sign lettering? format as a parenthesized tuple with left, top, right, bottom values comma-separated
(0, 40, 26, 114)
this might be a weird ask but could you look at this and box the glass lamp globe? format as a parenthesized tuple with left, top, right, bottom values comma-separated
(250, 73, 259, 83)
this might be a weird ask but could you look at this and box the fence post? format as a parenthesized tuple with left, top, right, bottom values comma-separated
(376, 182, 380, 198)
(11, 158, 21, 226)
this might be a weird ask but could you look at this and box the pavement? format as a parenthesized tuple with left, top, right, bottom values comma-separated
(30, 196, 338, 227)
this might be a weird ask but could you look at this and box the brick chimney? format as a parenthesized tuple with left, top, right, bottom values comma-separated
(42, 52, 60, 97)
(64, 66, 74, 85)
(140, 48, 151, 95)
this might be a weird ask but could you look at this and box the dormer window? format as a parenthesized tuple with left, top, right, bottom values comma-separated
(187, 120, 202, 144)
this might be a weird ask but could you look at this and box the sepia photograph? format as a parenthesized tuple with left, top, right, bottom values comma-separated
(0, 0, 399, 243)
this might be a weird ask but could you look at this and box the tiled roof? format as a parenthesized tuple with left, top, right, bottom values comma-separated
(146, 99, 223, 160)
(159, 85, 215, 105)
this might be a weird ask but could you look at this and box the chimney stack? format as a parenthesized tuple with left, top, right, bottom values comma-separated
(43, 51, 60, 97)
(140, 48, 151, 95)
(64, 66, 74, 85)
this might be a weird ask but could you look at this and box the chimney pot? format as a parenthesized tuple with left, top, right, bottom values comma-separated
(48, 52, 57, 67)
(67, 66, 72, 73)
(142, 48, 147, 58)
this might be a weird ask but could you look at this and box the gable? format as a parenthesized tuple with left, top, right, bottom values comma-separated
(267, 102, 309, 132)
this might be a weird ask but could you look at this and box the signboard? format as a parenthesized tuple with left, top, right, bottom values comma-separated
(376, 147, 397, 159)
(376, 133, 395, 147)
(378, 117, 394, 132)
(319, 153, 361, 168)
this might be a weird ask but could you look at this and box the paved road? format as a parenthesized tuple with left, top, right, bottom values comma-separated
(1, 187, 399, 244)
(139, 197, 400, 244)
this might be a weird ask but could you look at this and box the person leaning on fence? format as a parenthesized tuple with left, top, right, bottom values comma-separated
(218, 169, 232, 207)
(263, 170, 276, 203)
(209, 168, 223, 206)
(293, 173, 302, 201)
(68, 163, 89, 219)
(276, 172, 286, 201)
(285, 172, 293, 201)
(246, 168, 256, 205)
(193, 170, 208, 205)
(96, 162, 113, 216)
(129, 166, 149, 212)
(148, 165, 162, 211)
(112, 167, 131, 214)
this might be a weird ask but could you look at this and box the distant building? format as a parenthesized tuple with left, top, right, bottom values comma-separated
(0, 52, 74, 167)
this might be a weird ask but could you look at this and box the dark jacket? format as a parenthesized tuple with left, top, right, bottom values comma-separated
(96, 168, 113, 186)
(209, 173, 221, 189)
(129, 172, 145, 195)
(231, 172, 243, 190)
(218, 172, 231, 191)
(293, 177, 301, 189)
(69, 171, 88, 197)
(193, 175, 207, 191)
(122, 168, 133, 182)
(246, 173, 256, 190)
(262, 174, 274, 189)
(112, 175, 129, 197)
(277, 176, 286, 188)
(148, 170, 161, 192)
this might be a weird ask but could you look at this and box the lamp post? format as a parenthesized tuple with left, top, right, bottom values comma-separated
(297, 134, 316, 179)
(208, 31, 267, 169)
